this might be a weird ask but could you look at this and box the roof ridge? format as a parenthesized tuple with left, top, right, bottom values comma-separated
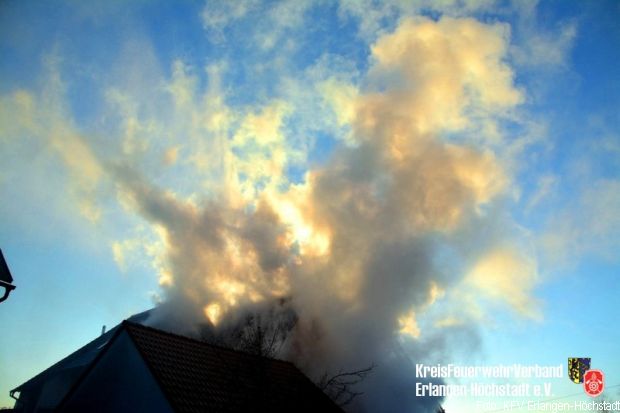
(122, 320, 297, 366)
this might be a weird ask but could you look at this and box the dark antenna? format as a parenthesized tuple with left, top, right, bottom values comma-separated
(0, 249, 16, 303)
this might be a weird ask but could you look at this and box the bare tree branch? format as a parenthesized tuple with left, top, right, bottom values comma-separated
(197, 299, 375, 407)
(199, 298, 297, 358)
(318, 364, 375, 407)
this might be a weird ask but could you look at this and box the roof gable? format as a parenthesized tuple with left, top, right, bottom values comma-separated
(59, 329, 173, 413)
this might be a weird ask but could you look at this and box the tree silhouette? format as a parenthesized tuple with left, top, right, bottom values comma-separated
(199, 298, 297, 358)
(318, 364, 375, 407)
(199, 299, 374, 406)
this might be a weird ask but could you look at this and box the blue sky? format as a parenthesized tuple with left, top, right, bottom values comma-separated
(1, 1, 619, 411)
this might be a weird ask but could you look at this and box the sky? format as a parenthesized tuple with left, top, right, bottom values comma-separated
(0, 0, 619, 411)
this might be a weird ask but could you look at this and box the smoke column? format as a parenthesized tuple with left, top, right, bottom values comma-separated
(107, 17, 533, 412)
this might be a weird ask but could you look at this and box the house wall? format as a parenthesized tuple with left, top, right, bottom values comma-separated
(31, 366, 84, 412)
(59, 331, 173, 413)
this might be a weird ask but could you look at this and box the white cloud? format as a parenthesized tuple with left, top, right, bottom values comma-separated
(511, 18, 577, 68)
(201, 0, 259, 42)
(0, 58, 104, 223)
(465, 247, 541, 319)
(541, 179, 620, 266)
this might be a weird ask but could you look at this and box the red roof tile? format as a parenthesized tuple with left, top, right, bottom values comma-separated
(123, 321, 343, 413)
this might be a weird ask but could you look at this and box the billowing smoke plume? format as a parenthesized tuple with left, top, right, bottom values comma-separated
(105, 16, 532, 412)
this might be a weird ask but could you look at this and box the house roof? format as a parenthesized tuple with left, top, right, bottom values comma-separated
(58, 320, 343, 413)
(122, 321, 343, 413)
(11, 309, 152, 396)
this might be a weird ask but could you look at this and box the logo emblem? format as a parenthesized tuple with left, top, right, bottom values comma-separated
(568, 358, 591, 384)
(584, 369, 604, 397)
